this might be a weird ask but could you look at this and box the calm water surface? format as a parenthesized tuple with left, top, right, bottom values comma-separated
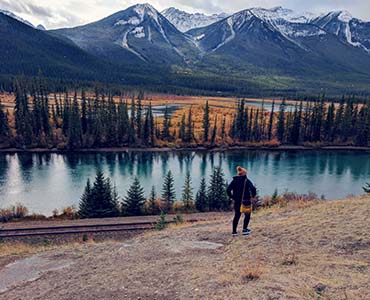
(0, 151, 369, 215)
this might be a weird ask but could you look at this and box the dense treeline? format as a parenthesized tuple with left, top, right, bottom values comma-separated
(78, 167, 228, 218)
(229, 98, 370, 146)
(0, 78, 369, 149)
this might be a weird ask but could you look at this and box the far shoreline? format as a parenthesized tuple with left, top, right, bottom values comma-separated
(1, 145, 370, 154)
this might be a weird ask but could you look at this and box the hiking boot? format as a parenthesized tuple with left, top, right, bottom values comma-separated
(232, 232, 238, 237)
(242, 229, 252, 235)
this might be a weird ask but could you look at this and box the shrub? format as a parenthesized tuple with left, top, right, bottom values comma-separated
(0, 204, 29, 222)
(155, 212, 167, 231)
(173, 214, 184, 225)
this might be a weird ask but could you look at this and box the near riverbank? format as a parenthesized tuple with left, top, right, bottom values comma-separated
(0, 195, 369, 299)
(1, 145, 370, 154)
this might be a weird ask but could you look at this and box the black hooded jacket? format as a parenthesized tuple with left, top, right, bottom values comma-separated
(227, 175, 256, 204)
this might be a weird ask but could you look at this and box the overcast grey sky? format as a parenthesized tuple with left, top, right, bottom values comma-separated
(0, 0, 369, 29)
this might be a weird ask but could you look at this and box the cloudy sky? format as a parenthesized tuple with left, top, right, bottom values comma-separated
(0, 0, 369, 29)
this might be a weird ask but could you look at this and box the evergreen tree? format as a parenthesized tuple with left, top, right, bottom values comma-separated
(14, 78, 32, 146)
(62, 92, 70, 135)
(277, 100, 286, 142)
(0, 101, 9, 139)
(221, 116, 226, 140)
(146, 185, 159, 215)
(210, 115, 218, 145)
(179, 113, 186, 141)
(106, 94, 117, 146)
(123, 177, 146, 216)
(207, 167, 228, 211)
(195, 178, 208, 212)
(161, 105, 172, 141)
(181, 173, 194, 211)
(117, 100, 129, 145)
(324, 102, 335, 142)
(184, 107, 193, 143)
(78, 172, 120, 218)
(136, 94, 143, 140)
(79, 178, 92, 218)
(81, 89, 88, 134)
(235, 99, 245, 141)
(67, 91, 82, 149)
(148, 102, 155, 146)
(161, 170, 176, 212)
(39, 82, 51, 137)
(202, 100, 210, 142)
(268, 101, 275, 140)
(143, 108, 150, 146)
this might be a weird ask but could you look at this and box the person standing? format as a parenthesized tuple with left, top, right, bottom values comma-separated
(227, 166, 257, 236)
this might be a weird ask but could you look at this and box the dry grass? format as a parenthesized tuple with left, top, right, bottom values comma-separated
(1, 196, 369, 300)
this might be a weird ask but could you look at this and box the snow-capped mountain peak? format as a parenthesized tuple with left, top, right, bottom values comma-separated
(162, 7, 228, 32)
(312, 10, 370, 51)
(250, 6, 316, 24)
(337, 10, 353, 22)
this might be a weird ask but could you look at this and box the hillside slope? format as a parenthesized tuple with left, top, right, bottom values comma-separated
(0, 13, 123, 83)
(1, 196, 369, 300)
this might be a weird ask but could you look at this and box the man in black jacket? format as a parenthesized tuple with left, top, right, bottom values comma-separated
(227, 166, 257, 236)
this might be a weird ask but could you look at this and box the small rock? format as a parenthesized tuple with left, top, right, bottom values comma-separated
(314, 283, 327, 294)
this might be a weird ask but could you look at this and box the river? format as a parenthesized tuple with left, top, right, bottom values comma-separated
(0, 150, 369, 215)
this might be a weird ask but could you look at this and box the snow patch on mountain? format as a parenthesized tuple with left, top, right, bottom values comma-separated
(251, 6, 315, 24)
(132, 26, 145, 38)
(121, 30, 146, 61)
(162, 7, 228, 32)
(337, 10, 353, 23)
(115, 17, 141, 26)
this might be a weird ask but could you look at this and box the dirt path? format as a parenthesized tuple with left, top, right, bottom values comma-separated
(0, 197, 369, 300)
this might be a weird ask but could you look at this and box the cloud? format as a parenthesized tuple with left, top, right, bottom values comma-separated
(0, 0, 369, 29)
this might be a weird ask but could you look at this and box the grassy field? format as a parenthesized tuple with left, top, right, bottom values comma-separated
(0, 195, 369, 299)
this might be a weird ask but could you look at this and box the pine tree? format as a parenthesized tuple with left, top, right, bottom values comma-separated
(78, 172, 119, 218)
(106, 94, 117, 146)
(67, 91, 82, 149)
(117, 100, 129, 145)
(184, 107, 193, 143)
(324, 102, 335, 142)
(195, 178, 208, 212)
(221, 116, 226, 140)
(210, 115, 218, 145)
(136, 94, 143, 140)
(143, 108, 151, 146)
(268, 101, 275, 140)
(179, 113, 186, 141)
(161, 170, 176, 212)
(148, 102, 155, 146)
(146, 185, 159, 215)
(161, 105, 172, 141)
(14, 78, 32, 146)
(79, 178, 92, 218)
(207, 167, 228, 211)
(62, 92, 70, 135)
(202, 100, 210, 142)
(81, 89, 88, 134)
(277, 100, 286, 142)
(39, 81, 51, 137)
(123, 177, 146, 216)
(181, 173, 194, 211)
(0, 101, 9, 139)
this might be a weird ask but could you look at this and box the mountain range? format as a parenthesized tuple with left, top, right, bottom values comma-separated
(1, 4, 370, 96)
